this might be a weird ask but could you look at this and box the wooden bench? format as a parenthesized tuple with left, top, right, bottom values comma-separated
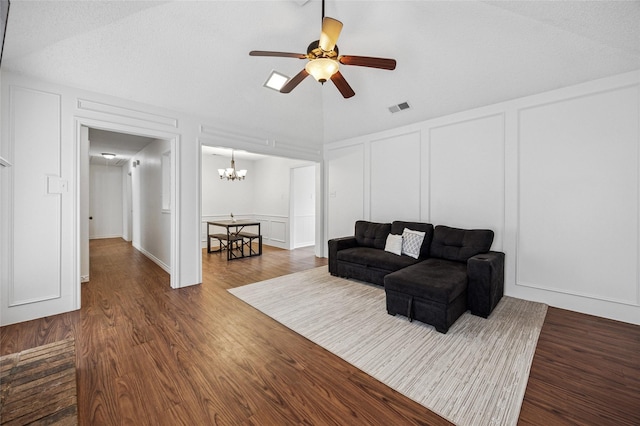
(238, 232, 262, 257)
(207, 233, 243, 254)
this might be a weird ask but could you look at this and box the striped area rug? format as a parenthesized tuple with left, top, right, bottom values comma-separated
(229, 267, 547, 426)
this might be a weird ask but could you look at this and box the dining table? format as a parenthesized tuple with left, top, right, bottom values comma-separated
(207, 220, 262, 260)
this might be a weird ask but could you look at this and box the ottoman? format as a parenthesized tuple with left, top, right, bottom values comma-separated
(384, 258, 468, 333)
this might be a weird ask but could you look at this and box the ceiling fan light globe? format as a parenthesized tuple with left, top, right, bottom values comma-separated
(305, 58, 339, 83)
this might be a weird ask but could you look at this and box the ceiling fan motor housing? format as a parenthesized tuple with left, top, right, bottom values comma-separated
(307, 40, 338, 59)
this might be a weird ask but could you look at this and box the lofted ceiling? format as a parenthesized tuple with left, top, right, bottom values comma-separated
(3, 1, 639, 147)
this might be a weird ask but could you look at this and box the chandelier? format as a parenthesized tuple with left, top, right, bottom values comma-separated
(218, 150, 247, 181)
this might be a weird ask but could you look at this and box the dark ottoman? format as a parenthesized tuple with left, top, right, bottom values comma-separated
(384, 258, 468, 333)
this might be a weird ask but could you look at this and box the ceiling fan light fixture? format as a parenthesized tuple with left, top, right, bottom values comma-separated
(319, 17, 343, 51)
(305, 58, 339, 83)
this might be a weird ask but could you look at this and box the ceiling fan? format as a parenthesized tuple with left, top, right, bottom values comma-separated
(249, 1, 396, 99)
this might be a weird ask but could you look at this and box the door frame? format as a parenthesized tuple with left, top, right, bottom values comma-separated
(75, 117, 180, 307)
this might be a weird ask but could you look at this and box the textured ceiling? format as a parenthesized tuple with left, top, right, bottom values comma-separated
(88, 128, 156, 165)
(3, 1, 639, 147)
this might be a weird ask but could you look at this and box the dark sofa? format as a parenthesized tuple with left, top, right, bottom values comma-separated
(328, 221, 434, 286)
(328, 220, 504, 333)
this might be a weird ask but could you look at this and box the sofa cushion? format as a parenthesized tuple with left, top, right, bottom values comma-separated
(384, 234, 403, 256)
(337, 247, 420, 272)
(430, 225, 494, 263)
(354, 221, 392, 249)
(401, 228, 425, 259)
(391, 221, 434, 258)
(384, 258, 468, 304)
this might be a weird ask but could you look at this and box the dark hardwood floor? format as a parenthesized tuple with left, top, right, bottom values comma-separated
(1, 238, 638, 425)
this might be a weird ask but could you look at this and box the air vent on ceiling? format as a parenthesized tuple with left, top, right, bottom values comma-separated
(389, 101, 411, 113)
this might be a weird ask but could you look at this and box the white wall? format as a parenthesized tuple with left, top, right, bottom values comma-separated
(0, 84, 77, 324)
(89, 163, 123, 239)
(326, 144, 365, 240)
(201, 154, 254, 219)
(253, 156, 313, 249)
(131, 139, 171, 271)
(324, 70, 640, 326)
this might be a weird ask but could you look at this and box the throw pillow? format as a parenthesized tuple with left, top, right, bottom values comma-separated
(384, 234, 403, 256)
(401, 228, 425, 259)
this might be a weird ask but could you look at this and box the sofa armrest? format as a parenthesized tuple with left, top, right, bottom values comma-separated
(467, 251, 505, 318)
(328, 236, 358, 275)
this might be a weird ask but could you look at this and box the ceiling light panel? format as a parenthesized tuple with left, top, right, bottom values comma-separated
(263, 71, 290, 91)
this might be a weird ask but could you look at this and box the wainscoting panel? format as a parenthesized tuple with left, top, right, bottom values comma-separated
(517, 86, 639, 305)
(370, 132, 421, 223)
(9, 87, 62, 305)
(269, 220, 287, 243)
(326, 144, 365, 239)
(429, 114, 505, 250)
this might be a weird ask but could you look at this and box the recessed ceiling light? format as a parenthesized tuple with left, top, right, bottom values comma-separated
(102, 153, 116, 159)
(263, 71, 290, 92)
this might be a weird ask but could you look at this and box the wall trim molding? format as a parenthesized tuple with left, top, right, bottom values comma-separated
(133, 242, 171, 274)
(89, 235, 125, 240)
(77, 99, 178, 128)
(74, 115, 181, 291)
(514, 81, 640, 311)
(0, 156, 12, 167)
(7, 86, 64, 309)
(516, 279, 640, 307)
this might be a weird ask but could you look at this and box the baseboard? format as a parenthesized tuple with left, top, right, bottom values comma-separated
(81, 275, 90, 283)
(294, 241, 315, 249)
(132, 243, 171, 274)
(89, 235, 124, 240)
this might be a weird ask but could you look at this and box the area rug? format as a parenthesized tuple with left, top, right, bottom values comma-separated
(229, 266, 547, 426)
(0, 339, 78, 425)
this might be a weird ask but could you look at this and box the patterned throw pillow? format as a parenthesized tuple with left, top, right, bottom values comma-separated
(401, 228, 425, 259)
(384, 234, 403, 256)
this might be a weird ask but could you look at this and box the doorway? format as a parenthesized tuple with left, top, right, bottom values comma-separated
(200, 144, 319, 254)
(291, 165, 316, 249)
(78, 121, 178, 294)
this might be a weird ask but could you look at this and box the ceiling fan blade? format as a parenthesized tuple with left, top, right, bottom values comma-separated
(330, 71, 355, 99)
(339, 55, 397, 70)
(280, 69, 310, 93)
(319, 17, 343, 51)
(249, 51, 307, 59)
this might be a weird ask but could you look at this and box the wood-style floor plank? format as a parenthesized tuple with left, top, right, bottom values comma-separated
(1, 238, 638, 425)
(518, 307, 640, 425)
